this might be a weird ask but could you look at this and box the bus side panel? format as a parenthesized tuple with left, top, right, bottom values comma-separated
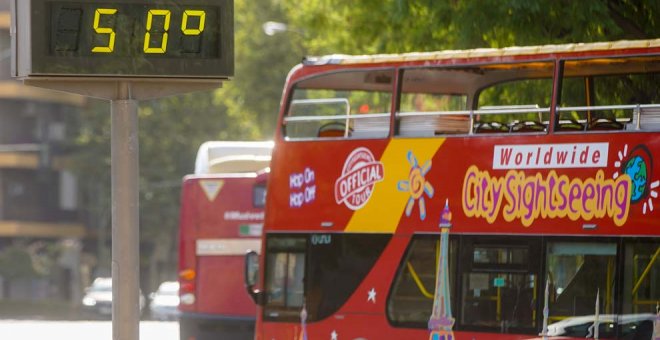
(265, 139, 389, 231)
(179, 175, 262, 340)
(192, 176, 261, 314)
(195, 256, 256, 316)
(178, 178, 199, 314)
(266, 133, 660, 236)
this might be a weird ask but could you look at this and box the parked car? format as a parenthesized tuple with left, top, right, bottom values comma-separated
(82, 277, 146, 318)
(544, 313, 656, 339)
(149, 281, 180, 321)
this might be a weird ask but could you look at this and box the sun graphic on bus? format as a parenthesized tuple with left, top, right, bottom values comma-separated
(397, 150, 434, 220)
(613, 144, 659, 214)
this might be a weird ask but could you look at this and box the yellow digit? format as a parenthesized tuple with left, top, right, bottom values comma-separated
(182, 10, 206, 35)
(92, 8, 117, 53)
(144, 9, 171, 54)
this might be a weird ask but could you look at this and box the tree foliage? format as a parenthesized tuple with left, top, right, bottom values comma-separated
(282, 0, 658, 54)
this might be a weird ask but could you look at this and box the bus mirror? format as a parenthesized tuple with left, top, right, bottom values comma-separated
(244, 250, 263, 305)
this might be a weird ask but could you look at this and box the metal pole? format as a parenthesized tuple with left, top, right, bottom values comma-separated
(111, 82, 140, 340)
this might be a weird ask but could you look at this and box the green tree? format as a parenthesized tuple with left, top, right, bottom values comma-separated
(282, 0, 658, 54)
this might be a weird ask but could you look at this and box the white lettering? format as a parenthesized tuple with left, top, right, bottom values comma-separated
(493, 143, 609, 169)
(304, 168, 315, 184)
(289, 168, 317, 208)
(290, 192, 304, 208)
(305, 185, 316, 203)
(290, 173, 304, 188)
(223, 211, 265, 221)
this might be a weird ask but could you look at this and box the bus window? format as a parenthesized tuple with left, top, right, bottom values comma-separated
(264, 237, 306, 320)
(253, 182, 267, 208)
(621, 241, 659, 315)
(387, 235, 457, 327)
(558, 56, 660, 132)
(458, 237, 541, 333)
(396, 62, 553, 137)
(476, 78, 552, 133)
(397, 69, 469, 136)
(263, 233, 391, 322)
(546, 242, 617, 319)
(284, 69, 394, 139)
(306, 233, 391, 321)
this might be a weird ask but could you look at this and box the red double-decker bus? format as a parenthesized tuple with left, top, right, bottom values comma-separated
(178, 141, 271, 340)
(244, 40, 660, 340)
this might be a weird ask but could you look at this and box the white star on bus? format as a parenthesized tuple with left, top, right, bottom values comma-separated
(368, 287, 376, 303)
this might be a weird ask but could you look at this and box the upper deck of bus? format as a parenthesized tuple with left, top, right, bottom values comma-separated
(285, 39, 659, 83)
(265, 39, 660, 237)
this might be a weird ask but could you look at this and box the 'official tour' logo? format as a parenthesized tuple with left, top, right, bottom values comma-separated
(334, 147, 384, 210)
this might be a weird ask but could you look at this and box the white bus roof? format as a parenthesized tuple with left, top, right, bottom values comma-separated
(304, 39, 660, 65)
(194, 141, 273, 175)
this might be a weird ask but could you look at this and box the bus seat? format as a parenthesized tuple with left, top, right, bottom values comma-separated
(510, 120, 547, 133)
(474, 121, 509, 134)
(556, 119, 585, 132)
(588, 118, 624, 131)
(318, 122, 350, 138)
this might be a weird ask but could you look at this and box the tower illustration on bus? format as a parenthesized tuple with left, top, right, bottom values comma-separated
(244, 39, 660, 340)
(178, 141, 272, 340)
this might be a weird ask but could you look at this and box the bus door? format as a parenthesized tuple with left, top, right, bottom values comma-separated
(457, 236, 542, 334)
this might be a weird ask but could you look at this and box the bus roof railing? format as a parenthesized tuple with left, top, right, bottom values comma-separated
(283, 102, 660, 138)
(557, 103, 660, 113)
(558, 103, 660, 131)
(284, 113, 390, 122)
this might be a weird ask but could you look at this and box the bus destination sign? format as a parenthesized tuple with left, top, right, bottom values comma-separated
(12, 0, 234, 79)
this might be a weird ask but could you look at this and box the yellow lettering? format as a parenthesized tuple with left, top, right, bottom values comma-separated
(182, 10, 206, 35)
(461, 167, 504, 224)
(92, 8, 117, 53)
(462, 167, 633, 227)
(144, 10, 171, 54)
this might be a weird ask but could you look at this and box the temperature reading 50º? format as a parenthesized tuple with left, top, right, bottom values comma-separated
(19, 0, 231, 78)
(92, 8, 206, 54)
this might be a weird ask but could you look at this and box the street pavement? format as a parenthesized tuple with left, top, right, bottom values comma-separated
(0, 320, 178, 340)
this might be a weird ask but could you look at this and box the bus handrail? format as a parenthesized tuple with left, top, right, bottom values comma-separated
(285, 103, 660, 121)
(290, 98, 351, 109)
(283, 101, 660, 135)
(405, 261, 434, 299)
(284, 112, 390, 122)
(397, 107, 551, 117)
(632, 246, 660, 296)
(557, 103, 660, 112)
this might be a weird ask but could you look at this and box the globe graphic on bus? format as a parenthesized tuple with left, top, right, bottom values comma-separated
(623, 155, 647, 202)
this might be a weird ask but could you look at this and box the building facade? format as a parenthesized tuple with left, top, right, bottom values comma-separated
(0, 1, 87, 304)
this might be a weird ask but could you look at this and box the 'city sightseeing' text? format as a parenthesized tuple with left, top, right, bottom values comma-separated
(462, 166, 631, 226)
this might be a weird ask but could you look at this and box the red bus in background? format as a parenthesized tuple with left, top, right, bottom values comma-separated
(179, 141, 272, 340)
(245, 40, 660, 340)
